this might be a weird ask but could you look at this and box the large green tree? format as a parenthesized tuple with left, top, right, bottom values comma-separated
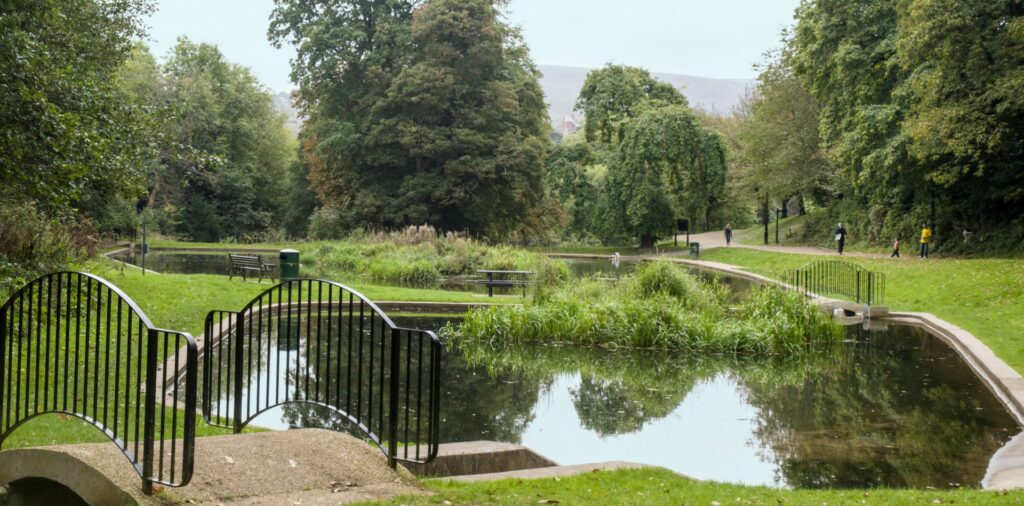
(271, 0, 550, 238)
(739, 45, 835, 212)
(607, 105, 728, 247)
(574, 64, 688, 145)
(0, 0, 152, 214)
(119, 41, 295, 242)
(792, 0, 1024, 248)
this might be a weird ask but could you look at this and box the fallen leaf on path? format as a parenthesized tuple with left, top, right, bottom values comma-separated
(224, 456, 235, 465)
(288, 459, 297, 468)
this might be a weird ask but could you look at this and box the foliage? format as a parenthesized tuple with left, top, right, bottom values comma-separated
(0, 0, 153, 217)
(118, 40, 296, 242)
(0, 203, 92, 298)
(606, 105, 728, 246)
(701, 247, 1024, 375)
(448, 261, 841, 353)
(789, 0, 1024, 249)
(574, 64, 688, 144)
(306, 227, 557, 288)
(738, 44, 835, 210)
(271, 0, 552, 239)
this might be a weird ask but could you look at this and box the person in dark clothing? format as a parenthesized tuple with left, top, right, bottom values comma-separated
(835, 223, 848, 255)
(724, 224, 733, 246)
(891, 238, 900, 258)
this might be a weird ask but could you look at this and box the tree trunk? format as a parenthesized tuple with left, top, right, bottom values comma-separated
(640, 234, 656, 248)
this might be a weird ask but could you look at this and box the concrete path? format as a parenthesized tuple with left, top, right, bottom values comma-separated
(0, 429, 425, 505)
(679, 229, 892, 259)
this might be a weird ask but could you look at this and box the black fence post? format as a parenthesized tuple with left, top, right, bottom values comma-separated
(142, 329, 158, 494)
(388, 327, 401, 469)
(856, 270, 861, 304)
(233, 311, 245, 433)
(867, 272, 874, 306)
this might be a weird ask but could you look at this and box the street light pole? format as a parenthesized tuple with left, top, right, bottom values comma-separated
(763, 193, 769, 245)
(775, 208, 781, 244)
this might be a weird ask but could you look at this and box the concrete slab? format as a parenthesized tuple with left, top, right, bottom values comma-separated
(438, 461, 687, 483)
(0, 429, 425, 505)
(405, 441, 557, 478)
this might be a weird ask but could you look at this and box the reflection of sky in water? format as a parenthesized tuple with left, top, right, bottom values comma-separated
(206, 316, 1020, 489)
(521, 373, 779, 486)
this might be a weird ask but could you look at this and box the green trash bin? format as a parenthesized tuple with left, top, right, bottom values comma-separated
(689, 242, 700, 257)
(280, 249, 300, 281)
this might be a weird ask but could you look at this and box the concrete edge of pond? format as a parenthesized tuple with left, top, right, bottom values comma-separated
(436, 460, 679, 483)
(668, 256, 1024, 491)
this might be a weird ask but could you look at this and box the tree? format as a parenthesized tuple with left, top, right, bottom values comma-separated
(272, 0, 550, 238)
(0, 0, 153, 215)
(608, 105, 728, 247)
(116, 40, 296, 242)
(575, 65, 688, 145)
(791, 0, 1024, 248)
(739, 45, 835, 212)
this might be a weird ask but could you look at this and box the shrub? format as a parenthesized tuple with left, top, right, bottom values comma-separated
(448, 265, 840, 355)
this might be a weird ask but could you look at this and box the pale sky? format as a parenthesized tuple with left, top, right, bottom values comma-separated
(144, 0, 800, 93)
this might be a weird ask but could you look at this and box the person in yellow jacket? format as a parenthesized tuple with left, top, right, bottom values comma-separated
(919, 224, 933, 258)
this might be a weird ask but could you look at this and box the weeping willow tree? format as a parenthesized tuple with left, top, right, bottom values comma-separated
(605, 105, 728, 247)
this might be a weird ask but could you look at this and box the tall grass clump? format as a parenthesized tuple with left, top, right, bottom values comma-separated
(306, 226, 551, 288)
(447, 261, 840, 355)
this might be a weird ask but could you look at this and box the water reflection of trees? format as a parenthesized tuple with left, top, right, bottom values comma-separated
(740, 325, 1018, 488)
(211, 314, 1019, 489)
(458, 329, 1018, 488)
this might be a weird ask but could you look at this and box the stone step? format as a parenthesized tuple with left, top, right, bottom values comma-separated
(404, 441, 557, 478)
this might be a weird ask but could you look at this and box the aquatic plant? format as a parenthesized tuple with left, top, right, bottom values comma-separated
(446, 261, 841, 355)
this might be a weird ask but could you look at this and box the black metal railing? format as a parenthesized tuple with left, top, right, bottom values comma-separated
(202, 279, 442, 466)
(784, 260, 885, 305)
(0, 272, 197, 493)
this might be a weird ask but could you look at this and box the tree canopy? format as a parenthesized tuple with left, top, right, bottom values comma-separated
(271, 0, 551, 239)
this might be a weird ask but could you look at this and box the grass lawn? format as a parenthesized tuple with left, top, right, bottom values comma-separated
(87, 258, 515, 336)
(701, 248, 1024, 373)
(2, 407, 239, 449)
(362, 468, 1024, 505)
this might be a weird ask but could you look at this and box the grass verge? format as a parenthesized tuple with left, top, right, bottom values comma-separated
(700, 248, 1024, 373)
(361, 468, 1024, 505)
(88, 258, 519, 336)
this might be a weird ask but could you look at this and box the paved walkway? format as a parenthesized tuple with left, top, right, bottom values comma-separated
(679, 229, 891, 259)
(0, 429, 425, 505)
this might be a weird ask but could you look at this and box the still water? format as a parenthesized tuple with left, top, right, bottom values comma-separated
(206, 314, 1019, 489)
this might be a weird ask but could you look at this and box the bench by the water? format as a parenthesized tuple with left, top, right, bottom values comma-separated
(228, 253, 275, 282)
(473, 269, 533, 297)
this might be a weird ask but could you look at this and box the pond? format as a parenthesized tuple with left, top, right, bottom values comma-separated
(110, 250, 277, 276)
(111, 250, 753, 296)
(203, 313, 1020, 489)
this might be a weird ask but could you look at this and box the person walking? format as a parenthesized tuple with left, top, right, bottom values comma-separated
(835, 222, 848, 255)
(890, 238, 900, 258)
(724, 224, 733, 246)
(919, 224, 933, 258)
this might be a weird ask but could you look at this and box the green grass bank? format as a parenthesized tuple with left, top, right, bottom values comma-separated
(700, 248, 1024, 373)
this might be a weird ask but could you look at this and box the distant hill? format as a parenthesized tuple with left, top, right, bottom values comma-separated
(271, 92, 303, 135)
(538, 65, 753, 127)
(271, 67, 754, 133)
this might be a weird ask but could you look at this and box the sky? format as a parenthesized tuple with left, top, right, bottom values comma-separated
(144, 0, 801, 94)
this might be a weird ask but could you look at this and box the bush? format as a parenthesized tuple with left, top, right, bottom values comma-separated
(0, 202, 92, 298)
(447, 263, 840, 355)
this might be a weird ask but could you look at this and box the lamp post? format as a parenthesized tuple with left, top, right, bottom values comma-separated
(763, 193, 769, 245)
(775, 208, 782, 244)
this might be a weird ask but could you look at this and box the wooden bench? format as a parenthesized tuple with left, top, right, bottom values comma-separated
(473, 270, 534, 297)
(228, 254, 275, 282)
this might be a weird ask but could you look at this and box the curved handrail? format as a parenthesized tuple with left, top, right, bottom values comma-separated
(202, 278, 443, 466)
(0, 272, 197, 492)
